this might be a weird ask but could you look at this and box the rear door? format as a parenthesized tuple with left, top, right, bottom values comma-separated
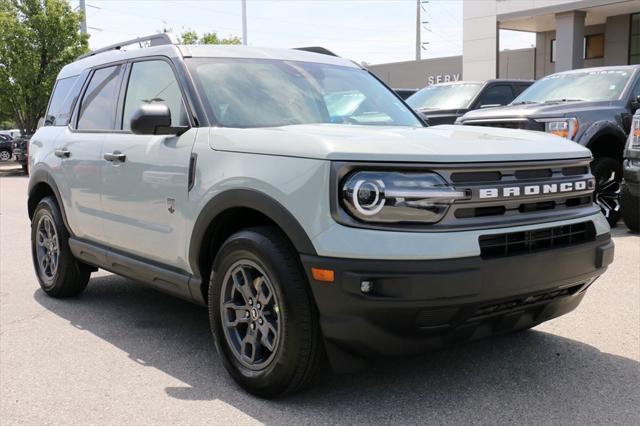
(99, 58, 197, 270)
(58, 65, 124, 242)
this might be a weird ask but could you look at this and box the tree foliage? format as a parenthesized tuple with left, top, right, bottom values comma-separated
(179, 30, 241, 45)
(0, 0, 88, 135)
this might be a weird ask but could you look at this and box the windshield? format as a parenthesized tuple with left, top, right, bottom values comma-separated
(406, 83, 482, 110)
(188, 58, 421, 128)
(514, 70, 633, 103)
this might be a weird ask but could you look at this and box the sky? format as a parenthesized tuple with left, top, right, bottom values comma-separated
(69, 0, 536, 65)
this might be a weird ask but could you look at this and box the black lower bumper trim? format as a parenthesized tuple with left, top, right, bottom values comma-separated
(301, 234, 613, 362)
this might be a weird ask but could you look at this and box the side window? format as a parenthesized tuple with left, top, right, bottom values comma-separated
(477, 85, 515, 107)
(514, 84, 531, 96)
(122, 60, 187, 130)
(77, 65, 123, 130)
(46, 76, 82, 126)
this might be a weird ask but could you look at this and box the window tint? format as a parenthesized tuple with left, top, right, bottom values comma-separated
(77, 65, 123, 130)
(477, 85, 514, 107)
(631, 77, 640, 100)
(585, 34, 604, 59)
(122, 60, 187, 130)
(46, 76, 82, 126)
(514, 84, 531, 96)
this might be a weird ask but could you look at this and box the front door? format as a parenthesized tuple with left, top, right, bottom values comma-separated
(99, 59, 196, 270)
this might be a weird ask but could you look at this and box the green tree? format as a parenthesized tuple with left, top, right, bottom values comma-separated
(0, 0, 88, 135)
(179, 30, 241, 45)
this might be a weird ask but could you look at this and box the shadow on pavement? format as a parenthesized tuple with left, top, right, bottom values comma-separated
(34, 274, 640, 424)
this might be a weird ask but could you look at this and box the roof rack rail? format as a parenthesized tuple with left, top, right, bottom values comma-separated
(77, 33, 179, 60)
(294, 46, 339, 57)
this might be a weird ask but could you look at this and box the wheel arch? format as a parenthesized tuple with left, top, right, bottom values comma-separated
(583, 122, 627, 161)
(188, 189, 317, 302)
(27, 170, 71, 232)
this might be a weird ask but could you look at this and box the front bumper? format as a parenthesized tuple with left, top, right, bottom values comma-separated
(302, 234, 613, 361)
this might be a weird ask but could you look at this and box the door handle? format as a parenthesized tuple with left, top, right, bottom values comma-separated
(54, 149, 71, 158)
(103, 151, 126, 163)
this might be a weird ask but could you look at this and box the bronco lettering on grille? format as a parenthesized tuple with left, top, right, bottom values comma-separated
(478, 180, 590, 199)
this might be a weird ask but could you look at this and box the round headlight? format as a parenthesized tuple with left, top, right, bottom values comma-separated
(352, 179, 385, 215)
(341, 171, 467, 224)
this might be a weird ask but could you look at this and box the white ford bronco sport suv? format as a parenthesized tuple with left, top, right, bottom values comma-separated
(28, 34, 614, 397)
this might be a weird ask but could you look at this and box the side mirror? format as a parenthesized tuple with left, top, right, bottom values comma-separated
(130, 103, 189, 136)
(631, 95, 640, 111)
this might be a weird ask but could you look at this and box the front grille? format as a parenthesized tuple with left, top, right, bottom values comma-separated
(479, 221, 595, 258)
(462, 119, 544, 131)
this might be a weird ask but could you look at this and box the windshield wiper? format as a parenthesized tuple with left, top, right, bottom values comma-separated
(543, 98, 585, 103)
(511, 100, 538, 105)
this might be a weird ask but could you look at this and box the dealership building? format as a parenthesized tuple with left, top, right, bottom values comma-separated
(369, 0, 640, 88)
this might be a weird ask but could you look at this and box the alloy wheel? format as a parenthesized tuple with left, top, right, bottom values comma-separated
(594, 171, 621, 222)
(0, 150, 10, 161)
(220, 260, 281, 370)
(35, 214, 59, 281)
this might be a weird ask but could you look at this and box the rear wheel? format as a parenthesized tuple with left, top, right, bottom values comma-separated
(31, 197, 91, 297)
(621, 183, 640, 233)
(208, 227, 322, 397)
(592, 157, 622, 227)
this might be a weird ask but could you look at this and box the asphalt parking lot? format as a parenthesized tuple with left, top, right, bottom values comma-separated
(1, 163, 639, 425)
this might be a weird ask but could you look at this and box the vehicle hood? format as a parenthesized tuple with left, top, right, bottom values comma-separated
(210, 124, 591, 163)
(460, 100, 622, 121)
(418, 109, 466, 126)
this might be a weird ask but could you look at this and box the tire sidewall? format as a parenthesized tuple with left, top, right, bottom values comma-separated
(209, 231, 310, 395)
(31, 197, 76, 295)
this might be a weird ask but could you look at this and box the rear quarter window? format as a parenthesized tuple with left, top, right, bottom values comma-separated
(46, 76, 83, 126)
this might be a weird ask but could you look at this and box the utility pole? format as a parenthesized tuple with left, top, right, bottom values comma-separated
(241, 0, 247, 46)
(79, 0, 87, 35)
(415, 0, 421, 60)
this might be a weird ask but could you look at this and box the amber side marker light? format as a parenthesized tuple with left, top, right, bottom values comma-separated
(311, 267, 335, 283)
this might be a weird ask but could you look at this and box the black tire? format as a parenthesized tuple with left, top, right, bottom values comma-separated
(0, 148, 11, 162)
(208, 226, 322, 397)
(621, 183, 640, 233)
(591, 157, 622, 227)
(31, 196, 91, 297)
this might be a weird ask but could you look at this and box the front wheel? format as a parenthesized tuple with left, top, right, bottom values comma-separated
(208, 227, 322, 397)
(621, 183, 640, 233)
(592, 157, 622, 227)
(0, 149, 11, 162)
(31, 197, 91, 297)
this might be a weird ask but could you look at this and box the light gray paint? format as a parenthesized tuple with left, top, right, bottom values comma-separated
(535, 16, 631, 78)
(499, 48, 536, 79)
(555, 10, 586, 72)
(368, 56, 462, 88)
(369, 50, 534, 88)
(605, 14, 631, 65)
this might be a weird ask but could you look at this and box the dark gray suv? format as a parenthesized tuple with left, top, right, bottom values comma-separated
(458, 65, 640, 226)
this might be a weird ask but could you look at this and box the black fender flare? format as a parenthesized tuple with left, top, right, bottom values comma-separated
(580, 121, 627, 157)
(187, 189, 317, 278)
(27, 168, 73, 235)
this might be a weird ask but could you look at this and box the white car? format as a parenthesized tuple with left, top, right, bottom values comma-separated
(27, 34, 614, 397)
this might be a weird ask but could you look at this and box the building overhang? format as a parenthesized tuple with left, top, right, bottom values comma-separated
(498, 0, 640, 32)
